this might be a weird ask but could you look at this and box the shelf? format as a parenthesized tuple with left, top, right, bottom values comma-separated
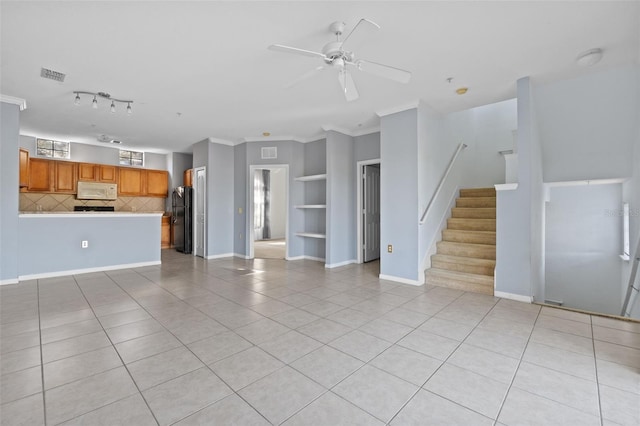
(296, 232, 326, 239)
(294, 204, 326, 209)
(294, 174, 327, 182)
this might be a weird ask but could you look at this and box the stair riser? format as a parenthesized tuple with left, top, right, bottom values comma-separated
(447, 219, 496, 232)
(431, 259, 495, 276)
(437, 242, 496, 260)
(451, 208, 496, 219)
(425, 274, 494, 295)
(442, 230, 496, 245)
(456, 198, 496, 208)
(459, 188, 496, 198)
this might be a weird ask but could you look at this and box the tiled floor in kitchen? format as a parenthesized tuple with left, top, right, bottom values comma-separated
(1, 250, 639, 425)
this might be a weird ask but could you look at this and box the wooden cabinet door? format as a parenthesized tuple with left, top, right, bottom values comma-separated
(27, 158, 53, 192)
(146, 170, 169, 197)
(78, 163, 97, 181)
(98, 165, 117, 183)
(118, 168, 145, 196)
(54, 161, 77, 193)
(19, 148, 29, 189)
(184, 169, 193, 187)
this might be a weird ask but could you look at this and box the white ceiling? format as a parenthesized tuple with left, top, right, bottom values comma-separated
(1, 1, 639, 153)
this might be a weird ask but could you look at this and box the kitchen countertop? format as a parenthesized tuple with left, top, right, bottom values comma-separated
(19, 211, 165, 218)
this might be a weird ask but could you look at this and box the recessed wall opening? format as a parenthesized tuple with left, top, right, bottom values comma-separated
(249, 165, 288, 259)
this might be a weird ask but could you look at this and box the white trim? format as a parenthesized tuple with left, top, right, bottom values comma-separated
(248, 164, 289, 260)
(494, 291, 533, 303)
(297, 133, 326, 143)
(379, 273, 423, 286)
(193, 166, 207, 258)
(352, 126, 380, 137)
(545, 178, 626, 187)
(285, 255, 325, 262)
(20, 212, 163, 218)
(0, 94, 27, 110)
(495, 183, 519, 191)
(322, 125, 353, 135)
(18, 261, 161, 281)
(234, 253, 251, 259)
(0, 278, 19, 286)
(376, 101, 420, 117)
(286, 255, 305, 261)
(243, 135, 298, 143)
(356, 159, 382, 264)
(207, 137, 236, 146)
(325, 259, 357, 269)
(205, 253, 235, 260)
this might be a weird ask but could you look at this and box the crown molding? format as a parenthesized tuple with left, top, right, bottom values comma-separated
(352, 126, 380, 137)
(321, 125, 381, 138)
(0, 94, 27, 110)
(376, 100, 421, 117)
(207, 137, 236, 146)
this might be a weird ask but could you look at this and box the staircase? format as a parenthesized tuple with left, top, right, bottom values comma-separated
(425, 188, 496, 295)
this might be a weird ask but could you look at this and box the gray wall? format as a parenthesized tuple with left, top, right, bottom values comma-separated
(545, 184, 622, 314)
(536, 65, 637, 182)
(20, 135, 168, 170)
(167, 152, 193, 211)
(1, 102, 20, 283)
(380, 109, 420, 282)
(234, 143, 247, 256)
(354, 132, 380, 161)
(326, 130, 355, 266)
(18, 215, 161, 277)
(269, 168, 287, 239)
(208, 143, 235, 256)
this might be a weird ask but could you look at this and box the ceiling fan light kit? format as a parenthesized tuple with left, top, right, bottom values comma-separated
(268, 18, 411, 101)
(74, 91, 133, 114)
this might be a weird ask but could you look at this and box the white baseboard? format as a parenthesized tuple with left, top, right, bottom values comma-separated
(325, 259, 357, 269)
(494, 290, 533, 303)
(286, 255, 304, 261)
(206, 253, 235, 260)
(379, 273, 423, 286)
(286, 255, 325, 262)
(0, 278, 19, 286)
(233, 253, 251, 259)
(18, 261, 162, 281)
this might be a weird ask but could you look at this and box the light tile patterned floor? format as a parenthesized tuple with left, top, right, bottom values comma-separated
(1, 250, 639, 425)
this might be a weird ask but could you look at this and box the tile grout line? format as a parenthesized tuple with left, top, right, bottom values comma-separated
(590, 316, 605, 426)
(36, 279, 49, 426)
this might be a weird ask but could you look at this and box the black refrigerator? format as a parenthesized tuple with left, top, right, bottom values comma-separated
(172, 186, 193, 254)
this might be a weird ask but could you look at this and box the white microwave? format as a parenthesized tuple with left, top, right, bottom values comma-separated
(77, 181, 118, 200)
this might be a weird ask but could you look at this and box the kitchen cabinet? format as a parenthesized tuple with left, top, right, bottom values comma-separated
(54, 161, 77, 193)
(98, 165, 117, 183)
(118, 168, 145, 196)
(19, 148, 29, 190)
(184, 169, 193, 187)
(78, 163, 98, 181)
(27, 158, 53, 192)
(146, 170, 169, 197)
(161, 215, 171, 248)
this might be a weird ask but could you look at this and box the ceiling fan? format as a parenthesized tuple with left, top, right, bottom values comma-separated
(268, 19, 411, 102)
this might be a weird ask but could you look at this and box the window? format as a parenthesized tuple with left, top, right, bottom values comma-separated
(36, 138, 70, 159)
(119, 149, 144, 166)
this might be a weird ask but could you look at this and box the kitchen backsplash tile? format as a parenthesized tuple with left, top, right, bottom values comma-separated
(20, 193, 165, 212)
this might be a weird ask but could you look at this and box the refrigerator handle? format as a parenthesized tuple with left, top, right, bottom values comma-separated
(171, 191, 177, 223)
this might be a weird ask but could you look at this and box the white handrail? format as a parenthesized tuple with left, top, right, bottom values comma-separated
(419, 143, 467, 224)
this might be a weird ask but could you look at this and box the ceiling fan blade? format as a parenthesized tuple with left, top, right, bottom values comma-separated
(355, 59, 411, 83)
(283, 66, 325, 89)
(338, 69, 359, 102)
(268, 44, 326, 59)
(341, 18, 380, 52)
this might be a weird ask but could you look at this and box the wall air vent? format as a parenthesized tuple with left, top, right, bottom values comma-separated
(40, 67, 66, 82)
(261, 147, 277, 159)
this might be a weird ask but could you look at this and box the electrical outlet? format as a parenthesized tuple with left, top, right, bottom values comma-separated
(238, 207, 243, 214)
(81, 240, 89, 249)
(387, 244, 393, 253)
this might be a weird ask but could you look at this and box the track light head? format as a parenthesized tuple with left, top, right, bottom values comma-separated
(110, 101, 116, 113)
(74, 93, 81, 105)
(92, 96, 98, 109)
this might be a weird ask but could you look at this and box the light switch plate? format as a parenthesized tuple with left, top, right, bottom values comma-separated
(387, 244, 393, 253)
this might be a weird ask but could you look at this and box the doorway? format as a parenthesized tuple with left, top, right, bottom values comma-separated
(193, 167, 206, 258)
(357, 160, 381, 263)
(249, 165, 288, 259)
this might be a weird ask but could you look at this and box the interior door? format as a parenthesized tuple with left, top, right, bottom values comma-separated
(363, 164, 381, 262)
(194, 168, 206, 258)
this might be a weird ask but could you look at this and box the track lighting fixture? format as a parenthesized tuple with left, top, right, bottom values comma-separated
(73, 91, 133, 114)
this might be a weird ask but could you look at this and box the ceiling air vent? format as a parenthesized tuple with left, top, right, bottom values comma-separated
(261, 147, 277, 159)
(40, 67, 66, 82)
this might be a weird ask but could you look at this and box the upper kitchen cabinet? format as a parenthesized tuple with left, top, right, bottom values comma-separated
(54, 161, 77, 193)
(118, 168, 145, 196)
(79, 163, 117, 183)
(146, 170, 169, 197)
(27, 158, 52, 192)
(19, 148, 29, 190)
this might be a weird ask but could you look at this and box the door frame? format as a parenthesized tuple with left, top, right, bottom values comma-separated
(247, 164, 289, 259)
(192, 166, 206, 258)
(356, 159, 381, 264)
